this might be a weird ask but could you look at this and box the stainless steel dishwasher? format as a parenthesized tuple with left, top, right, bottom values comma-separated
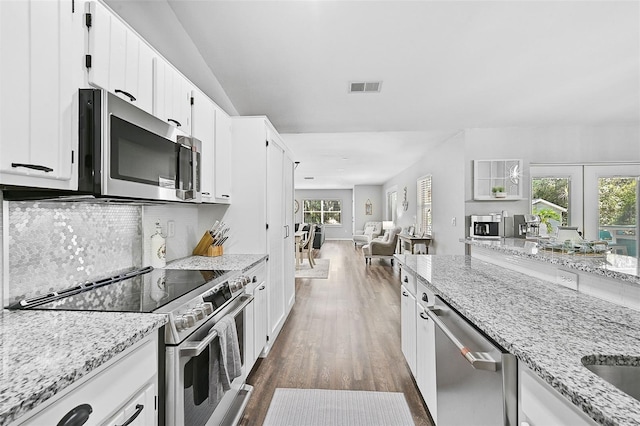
(426, 296, 517, 426)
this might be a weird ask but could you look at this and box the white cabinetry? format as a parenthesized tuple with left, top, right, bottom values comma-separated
(225, 117, 294, 351)
(213, 106, 233, 202)
(473, 159, 523, 200)
(191, 88, 216, 201)
(519, 363, 597, 426)
(153, 57, 193, 130)
(19, 334, 158, 426)
(415, 281, 437, 423)
(0, 0, 81, 190)
(86, 1, 154, 115)
(400, 284, 417, 376)
(246, 261, 268, 365)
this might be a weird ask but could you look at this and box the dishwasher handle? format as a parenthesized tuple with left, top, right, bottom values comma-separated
(425, 307, 498, 372)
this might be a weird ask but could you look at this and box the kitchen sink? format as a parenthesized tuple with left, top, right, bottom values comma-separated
(582, 357, 640, 402)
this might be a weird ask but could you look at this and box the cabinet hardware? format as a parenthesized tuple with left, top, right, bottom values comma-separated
(119, 404, 144, 426)
(71, 150, 74, 164)
(420, 312, 429, 320)
(11, 163, 53, 173)
(266, 223, 269, 230)
(168, 118, 182, 127)
(402, 292, 409, 297)
(85, 12, 92, 28)
(403, 276, 408, 283)
(57, 403, 92, 426)
(85, 54, 92, 69)
(115, 89, 136, 102)
(265, 140, 269, 147)
(222, 194, 230, 198)
(202, 192, 211, 196)
(190, 97, 194, 106)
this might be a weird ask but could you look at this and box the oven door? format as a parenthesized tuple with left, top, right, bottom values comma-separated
(165, 294, 254, 426)
(103, 91, 201, 203)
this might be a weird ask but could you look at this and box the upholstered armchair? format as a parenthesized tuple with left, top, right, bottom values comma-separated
(352, 221, 383, 248)
(363, 226, 402, 265)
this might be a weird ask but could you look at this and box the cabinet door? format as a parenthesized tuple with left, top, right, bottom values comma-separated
(86, 2, 154, 115)
(416, 303, 437, 423)
(191, 89, 215, 202)
(253, 281, 268, 359)
(214, 106, 233, 201)
(267, 139, 285, 339)
(283, 155, 295, 312)
(0, 0, 78, 189)
(401, 285, 417, 375)
(153, 57, 192, 130)
(104, 382, 156, 426)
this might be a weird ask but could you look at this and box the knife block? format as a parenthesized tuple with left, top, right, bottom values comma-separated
(192, 232, 224, 257)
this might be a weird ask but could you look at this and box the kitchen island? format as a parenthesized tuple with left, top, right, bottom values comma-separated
(165, 253, 267, 272)
(395, 253, 640, 426)
(0, 310, 167, 425)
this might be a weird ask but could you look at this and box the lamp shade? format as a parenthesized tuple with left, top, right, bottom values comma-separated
(382, 221, 394, 230)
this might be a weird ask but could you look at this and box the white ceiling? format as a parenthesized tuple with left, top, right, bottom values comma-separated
(106, 0, 639, 189)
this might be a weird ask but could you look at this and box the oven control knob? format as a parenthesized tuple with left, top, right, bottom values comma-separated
(174, 315, 188, 331)
(193, 307, 205, 321)
(184, 313, 197, 328)
(201, 302, 214, 315)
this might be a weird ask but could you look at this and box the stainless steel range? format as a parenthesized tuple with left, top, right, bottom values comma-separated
(9, 266, 255, 426)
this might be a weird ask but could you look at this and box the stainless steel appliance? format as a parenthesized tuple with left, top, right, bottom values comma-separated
(470, 214, 501, 239)
(426, 296, 517, 426)
(78, 89, 201, 203)
(8, 267, 254, 426)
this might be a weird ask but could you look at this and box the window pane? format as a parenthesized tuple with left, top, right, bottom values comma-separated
(304, 212, 321, 224)
(531, 177, 569, 235)
(324, 212, 341, 225)
(323, 200, 341, 211)
(304, 200, 321, 211)
(599, 177, 636, 256)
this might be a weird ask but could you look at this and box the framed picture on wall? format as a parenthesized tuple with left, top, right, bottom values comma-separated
(408, 226, 415, 236)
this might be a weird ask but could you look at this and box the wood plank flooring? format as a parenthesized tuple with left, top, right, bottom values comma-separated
(239, 240, 434, 426)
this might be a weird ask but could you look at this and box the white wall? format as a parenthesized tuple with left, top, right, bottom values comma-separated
(294, 189, 354, 240)
(353, 185, 383, 233)
(383, 132, 466, 255)
(463, 126, 640, 218)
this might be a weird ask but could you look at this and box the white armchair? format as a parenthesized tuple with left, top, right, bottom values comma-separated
(363, 226, 402, 265)
(352, 221, 383, 249)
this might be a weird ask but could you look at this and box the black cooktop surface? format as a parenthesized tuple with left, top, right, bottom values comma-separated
(14, 268, 232, 313)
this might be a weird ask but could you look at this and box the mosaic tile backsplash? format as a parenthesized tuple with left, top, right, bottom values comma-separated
(6, 201, 142, 304)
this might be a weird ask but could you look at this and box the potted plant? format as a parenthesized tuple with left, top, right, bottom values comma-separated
(491, 186, 507, 198)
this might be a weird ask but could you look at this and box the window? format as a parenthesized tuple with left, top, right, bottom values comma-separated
(303, 199, 342, 225)
(417, 175, 432, 235)
(531, 177, 570, 235)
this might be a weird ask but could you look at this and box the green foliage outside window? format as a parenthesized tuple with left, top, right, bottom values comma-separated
(303, 199, 341, 225)
(599, 178, 637, 226)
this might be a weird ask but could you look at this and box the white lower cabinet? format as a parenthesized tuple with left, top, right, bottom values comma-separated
(519, 363, 597, 426)
(18, 334, 158, 426)
(400, 284, 417, 376)
(416, 302, 437, 423)
(246, 261, 268, 363)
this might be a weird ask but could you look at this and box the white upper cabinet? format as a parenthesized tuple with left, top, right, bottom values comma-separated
(86, 1, 154, 115)
(153, 57, 193, 131)
(214, 106, 232, 202)
(191, 88, 216, 201)
(0, 0, 81, 189)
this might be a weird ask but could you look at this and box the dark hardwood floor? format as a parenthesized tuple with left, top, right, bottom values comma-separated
(239, 240, 434, 426)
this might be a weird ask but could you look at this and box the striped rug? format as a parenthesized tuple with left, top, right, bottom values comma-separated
(263, 388, 415, 426)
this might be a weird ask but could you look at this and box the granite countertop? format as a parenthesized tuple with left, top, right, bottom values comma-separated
(464, 237, 640, 285)
(165, 254, 267, 273)
(395, 253, 640, 426)
(0, 310, 167, 426)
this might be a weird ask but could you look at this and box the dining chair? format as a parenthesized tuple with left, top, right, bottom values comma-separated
(300, 228, 316, 267)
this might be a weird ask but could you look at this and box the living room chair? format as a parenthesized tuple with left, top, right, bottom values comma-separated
(352, 221, 383, 249)
(363, 226, 402, 265)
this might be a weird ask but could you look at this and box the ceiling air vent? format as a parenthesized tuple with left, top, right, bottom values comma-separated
(349, 81, 382, 93)
(304, 177, 315, 180)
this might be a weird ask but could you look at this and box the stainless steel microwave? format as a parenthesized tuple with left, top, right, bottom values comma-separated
(78, 89, 201, 203)
(470, 214, 501, 239)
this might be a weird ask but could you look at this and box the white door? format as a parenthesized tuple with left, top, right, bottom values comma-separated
(400, 285, 417, 376)
(416, 302, 437, 423)
(584, 164, 640, 256)
(191, 89, 215, 201)
(214, 106, 233, 201)
(283, 155, 295, 311)
(267, 139, 285, 339)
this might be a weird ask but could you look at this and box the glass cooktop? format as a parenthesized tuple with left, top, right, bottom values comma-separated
(11, 268, 232, 313)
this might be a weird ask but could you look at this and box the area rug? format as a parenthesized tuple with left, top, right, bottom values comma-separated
(295, 259, 330, 279)
(263, 388, 415, 426)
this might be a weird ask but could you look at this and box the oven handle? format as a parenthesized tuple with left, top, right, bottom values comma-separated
(179, 294, 255, 358)
(425, 307, 498, 372)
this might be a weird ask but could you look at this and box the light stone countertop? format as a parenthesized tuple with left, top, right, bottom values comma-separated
(395, 253, 640, 426)
(165, 254, 267, 273)
(0, 310, 167, 426)
(464, 237, 640, 285)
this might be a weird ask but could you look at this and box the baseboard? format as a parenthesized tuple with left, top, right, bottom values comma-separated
(326, 238, 352, 241)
